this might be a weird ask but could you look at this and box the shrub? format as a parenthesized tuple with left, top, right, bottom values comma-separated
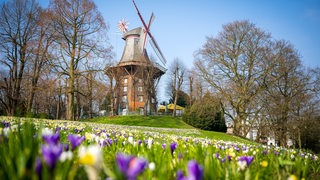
(182, 93, 227, 132)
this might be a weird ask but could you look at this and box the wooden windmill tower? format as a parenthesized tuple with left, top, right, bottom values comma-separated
(106, 0, 166, 115)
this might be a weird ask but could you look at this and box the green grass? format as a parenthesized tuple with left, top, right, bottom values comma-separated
(84, 115, 254, 144)
(85, 115, 194, 129)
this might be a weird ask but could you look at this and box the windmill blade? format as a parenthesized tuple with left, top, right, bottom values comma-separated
(132, 0, 149, 32)
(132, 0, 166, 65)
(143, 13, 155, 48)
(149, 37, 167, 65)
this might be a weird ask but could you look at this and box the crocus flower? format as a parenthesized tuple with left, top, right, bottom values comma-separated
(260, 160, 268, 167)
(78, 144, 102, 168)
(116, 153, 147, 180)
(288, 174, 298, 180)
(138, 140, 142, 146)
(35, 157, 42, 177)
(42, 133, 60, 145)
(162, 143, 167, 149)
(2, 121, 9, 128)
(187, 160, 204, 180)
(177, 170, 186, 180)
(176, 160, 204, 180)
(106, 138, 113, 146)
(68, 134, 85, 150)
(64, 143, 70, 151)
(59, 151, 73, 162)
(170, 142, 177, 154)
(55, 127, 62, 133)
(128, 136, 134, 144)
(41, 143, 63, 170)
(148, 162, 156, 171)
(263, 149, 268, 155)
(237, 156, 254, 170)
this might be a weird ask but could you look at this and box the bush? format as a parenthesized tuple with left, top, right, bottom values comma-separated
(182, 93, 227, 132)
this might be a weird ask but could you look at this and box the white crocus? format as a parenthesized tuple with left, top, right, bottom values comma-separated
(128, 136, 134, 144)
(60, 151, 73, 162)
(42, 127, 53, 136)
(237, 160, 247, 171)
(149, 162, 156, 171)
(147, 137, 153, 149)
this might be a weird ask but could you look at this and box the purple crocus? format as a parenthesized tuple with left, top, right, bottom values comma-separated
(64, 143, 70, 151)
(176, 160, 204, 180)
(55, 127, 62, 133)
(170, 142, 177, 154)
(106, 138, 113, 146)
(41, 143, 63, 170)
(42, 133, 60, 145)
(215, 152, 219, 159)
(35, 157, 42, 177)
(263, 149, 268, 155)
(67, 134, 85, 150)
(138, 140, 142, 146)
(177, 170, 186, 180)
(2, 121, 9, 128)
(162, 143, 167, 149)
(238, 156, 254, 166)
(187, 160, 204, 180)
(116, 153, 147, 180)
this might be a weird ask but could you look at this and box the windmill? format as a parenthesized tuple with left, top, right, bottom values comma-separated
(106, 0, 166, 115)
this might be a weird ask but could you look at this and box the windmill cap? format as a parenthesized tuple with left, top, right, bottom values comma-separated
(122, 27, 144, 40)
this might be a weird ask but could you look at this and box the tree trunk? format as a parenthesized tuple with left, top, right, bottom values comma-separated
(67, 69, 75, 120)
(173, 89, 178, 117)
(297, 127, 301, 149)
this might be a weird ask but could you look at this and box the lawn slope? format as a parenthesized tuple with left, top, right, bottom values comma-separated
(85, 115, 253, 144)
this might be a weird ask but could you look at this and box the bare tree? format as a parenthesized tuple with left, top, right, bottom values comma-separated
(26, 9, 55, 113)
(0, 0, 41, 115)
(195, 20, 273, 137)
(168, 58, 185, 117)
(49, 0, 111, 120)
(185, 69, 195, 106)
(264, 40, 318, 147)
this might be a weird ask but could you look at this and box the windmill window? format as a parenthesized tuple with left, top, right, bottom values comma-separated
(138, 95, 143, 102)
(138, 86, 143, 92)
(123, 86, 127, 92)
(123, 78, 128, 84)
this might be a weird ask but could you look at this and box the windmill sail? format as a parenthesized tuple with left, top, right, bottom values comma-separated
(149, 38, 167, 65)
(132, 0, 167, 66)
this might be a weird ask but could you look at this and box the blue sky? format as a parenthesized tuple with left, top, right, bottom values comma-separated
(37, 0, 320, 69)
(92, 0, 320, 69)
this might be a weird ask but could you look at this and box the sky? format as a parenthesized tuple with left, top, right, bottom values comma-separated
(37, 0, 320, 69)
(94, 0, 320, 69)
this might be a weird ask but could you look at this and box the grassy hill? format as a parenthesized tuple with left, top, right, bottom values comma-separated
(84, 115, 254, 144)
